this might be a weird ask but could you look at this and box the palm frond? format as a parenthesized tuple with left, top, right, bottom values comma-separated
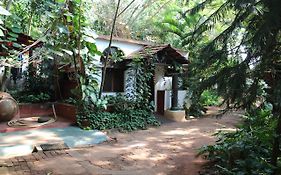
(192, 1, 235, 39)
(182, 0, 214, 17)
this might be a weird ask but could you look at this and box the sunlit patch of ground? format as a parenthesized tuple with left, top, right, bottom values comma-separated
(2, 109, 242, 175)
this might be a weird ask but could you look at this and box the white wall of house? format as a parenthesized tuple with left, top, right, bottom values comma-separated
(95, 39, 143, 58)
(94, 38, 187, 111)
(164, 90, 187, 110)
(95, 38, 144, 97)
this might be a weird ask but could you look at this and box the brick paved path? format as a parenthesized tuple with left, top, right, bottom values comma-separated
(1, 150, 72, 175)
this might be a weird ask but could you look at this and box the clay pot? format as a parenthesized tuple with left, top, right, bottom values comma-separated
(0, 92, 18, 122)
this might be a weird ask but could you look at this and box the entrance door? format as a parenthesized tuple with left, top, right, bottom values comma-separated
(157, 90, 165, 115)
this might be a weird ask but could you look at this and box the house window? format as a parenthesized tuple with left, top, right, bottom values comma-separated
(103, 68, 125, 92)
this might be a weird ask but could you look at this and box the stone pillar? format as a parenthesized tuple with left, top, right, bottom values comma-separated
(171, 73, 178, 110)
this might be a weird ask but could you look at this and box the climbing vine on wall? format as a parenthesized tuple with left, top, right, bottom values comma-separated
(130, 56, 155, 111)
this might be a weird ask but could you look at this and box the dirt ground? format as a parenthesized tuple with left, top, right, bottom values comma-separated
(2, 109, 243, 175)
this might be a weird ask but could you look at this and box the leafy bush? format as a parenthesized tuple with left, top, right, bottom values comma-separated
(198, 106, 279, 174)
(106, 94, 148, 112)
(200, 90, 221, 106)
(8, 59, 55, 103)
(77, 57, 159, 132)
(77, 109, 160, 132)
(77, 94, 160, 132)
(106, 94, 134, 112)
(187, 89, 221, 117)
(14, 92, 51, 103)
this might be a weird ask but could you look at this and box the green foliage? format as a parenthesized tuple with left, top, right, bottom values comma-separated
(107, 94, 134, 113)
(80, 45, 103, 108)
(182, 0, 281, 171)
(200, 89, 221, 106)
(0, 6, 23, 59)
(79, 53, 161, 132)
(77, 55, 159, 132)
(77, 108, 160, 132)
(182, 0, 281, 110)
(198, 106, 279, 174)
(12, 92, 51, 103)
(78, 91, 160, 132)
(8, 59, 54, 103)
(0, 6, 10, 37)
(128, 56, 155, 110)
(25, 60, 54, 93)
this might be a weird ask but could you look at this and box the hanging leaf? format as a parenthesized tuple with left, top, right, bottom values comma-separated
(56, 0, 65, 3)
(83, 36, 95, 43)
(64, 12, 74, 17)
(83, 28, 98, 39)
(61, 49, 73, 55)
(57, 25, 69, 34)
(90, 93, 97, 103)
(0, 25, 5, 30)
(73, 0, 81, 3)
(12, 43, 22, 48)
(7, 37, 17, 41)
(0, 6, 11, 16)
(0, 29, 4, 37)
(51, 50, 64, 57)
(11, 27, 21, 34)
(45, 12, 55, 18)
(47, 55, 54, 60)
(8, 32, 19, 38)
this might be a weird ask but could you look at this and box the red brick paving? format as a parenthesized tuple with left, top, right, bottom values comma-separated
(2, 150, 72, 175)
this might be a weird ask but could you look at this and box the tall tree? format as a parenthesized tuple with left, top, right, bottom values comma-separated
(91, 0, 182, 41)
(184, 0, 281, 173)
(98, 0, 121, 98)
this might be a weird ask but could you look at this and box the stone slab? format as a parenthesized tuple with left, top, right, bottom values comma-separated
(0, 127, 108, 159)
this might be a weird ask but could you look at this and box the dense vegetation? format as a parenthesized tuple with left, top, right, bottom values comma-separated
(200, 105, 278, 174)
(185, 0, 281, 174)
(1, 0, 281, 174)
(77, 94, 160, 132)
(77, 56, 161, 132)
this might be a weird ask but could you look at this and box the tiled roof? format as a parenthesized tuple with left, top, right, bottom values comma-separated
(127, 44, 189, 64)
(97, 35, 154, 46)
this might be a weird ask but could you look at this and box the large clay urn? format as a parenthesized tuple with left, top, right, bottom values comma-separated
(0, 92, 18, 122)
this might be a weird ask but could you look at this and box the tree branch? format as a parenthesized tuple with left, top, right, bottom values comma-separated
(99, 0, 121, 98)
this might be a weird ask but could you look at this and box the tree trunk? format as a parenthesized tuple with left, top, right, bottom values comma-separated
(5, 0, 13, 10)
(77, 0, 85, 76)
(127, 0, 157, 26)
(271, 104, 281, 174)
(171, 73, 179, 110)
(0, 67, 9, 91)
(27, 12, 34, 35)
(98, 0, 121, 98)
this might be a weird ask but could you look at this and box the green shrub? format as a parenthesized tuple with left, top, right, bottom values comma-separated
(9, 91, 52, 103)
(106, 94, 136, 112)
(200, 89, 221, 106)
(77, 109, 160, 132)
(77, 94, 160, 132)
(198, 106, 278, 174)
(8, 59, 55, 103)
